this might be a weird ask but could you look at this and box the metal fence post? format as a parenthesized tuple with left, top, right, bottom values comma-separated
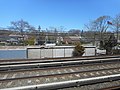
(40, 48, 41, 58)
(64, 48, 65, 57)
(52, 48, 53, 58)
(26, 48, 28, 59)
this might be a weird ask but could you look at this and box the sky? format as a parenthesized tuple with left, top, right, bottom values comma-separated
(0, 0, 120, 31)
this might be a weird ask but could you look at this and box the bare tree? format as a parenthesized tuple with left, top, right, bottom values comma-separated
(10, 19, 35, 35)
(84, 21, 95, 31)
(84, 16, 111, 47)
(93, 16, 111, 39)
(85, 16, 111, 38)
(68, 29, 80, 36)
(111, 14, 120, 41)
(58, 26, 67, 38)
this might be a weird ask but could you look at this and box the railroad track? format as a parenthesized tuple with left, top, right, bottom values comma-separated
(0, 62, 120, 79)
(0, 64, 120, 89)
(0, 57, 120, 71)
(1, 55, 120, 65)
(1, 74, 120, 90)
(0, 67, 120, 89)
(102, 86, 120, 90)
(1, 55, 120, 89)
(60, 78, 120, 90)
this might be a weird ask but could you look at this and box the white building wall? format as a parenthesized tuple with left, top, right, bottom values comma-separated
(27, 46, 96, 59)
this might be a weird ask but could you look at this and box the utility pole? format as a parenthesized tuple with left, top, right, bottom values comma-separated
(45, 28, 48, 44)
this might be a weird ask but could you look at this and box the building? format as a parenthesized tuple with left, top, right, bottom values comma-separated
(6, 34, 24, 45)
(63, 36, 81, 44)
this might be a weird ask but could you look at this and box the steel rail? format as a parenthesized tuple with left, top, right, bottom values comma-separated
(0, 57, 120, 71)
(0, 61, 120, 74)
(0, 55, 120, 65)
(1, 74, 120, 90)
(0, 67, 120, 82)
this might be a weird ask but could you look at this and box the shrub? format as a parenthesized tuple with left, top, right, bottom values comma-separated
(0, 43, 5, 46)
(112, 49, 120, 55)
(72, 43, 85, 57)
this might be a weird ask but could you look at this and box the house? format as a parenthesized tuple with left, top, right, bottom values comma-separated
(0, 35, 9, 45)
(34, 35, 46, 45)
(6, 34, 24, 45)
(35, 33, 63, 45)
(0, 35, 9, 42)
(63, 36, 81, 44)
(56, 36, 63, 45)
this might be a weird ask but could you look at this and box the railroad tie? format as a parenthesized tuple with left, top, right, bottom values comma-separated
(2, 74, 8, 79)
(6, 81, 13, 87)
(12, 74, 17, 78)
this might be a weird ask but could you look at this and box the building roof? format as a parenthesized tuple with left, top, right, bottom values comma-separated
(69, 36, 81, 41)
(9, 34, 23, 37)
